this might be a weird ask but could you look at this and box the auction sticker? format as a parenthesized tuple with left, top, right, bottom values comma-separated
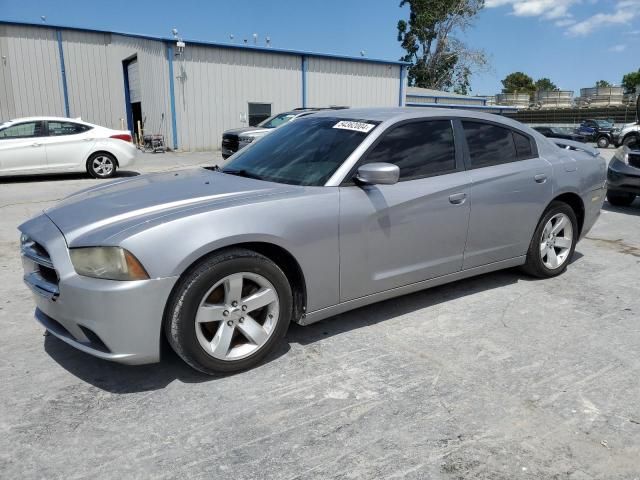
(332, 121, 376, 133)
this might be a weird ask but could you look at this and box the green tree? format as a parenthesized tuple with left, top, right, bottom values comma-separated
(595, 80, 612, 88)
(501, 72, 536, 95)
(621, 69, 640, 93)
(534, 77, 558, 92)
(397, 0, 487, 94)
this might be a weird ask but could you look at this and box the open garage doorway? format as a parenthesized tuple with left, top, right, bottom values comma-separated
(123, 56, 142, 142)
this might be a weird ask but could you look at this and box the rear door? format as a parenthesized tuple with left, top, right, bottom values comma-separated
(339, 119, 472, 301)
(44, 121, 95, 172)
(460, 120, 553, 269)
(0, 121, 47, 175)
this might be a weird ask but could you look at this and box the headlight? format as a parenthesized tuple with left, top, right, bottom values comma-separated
(238, 136, 255, 143)
(69, 247, 149, 281)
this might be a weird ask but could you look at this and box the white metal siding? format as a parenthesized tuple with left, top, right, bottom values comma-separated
(62, 31, 173, 141)
(0, 25, 64, 120)
(306, 58, 399, 108)
(174, 46, 301, 151)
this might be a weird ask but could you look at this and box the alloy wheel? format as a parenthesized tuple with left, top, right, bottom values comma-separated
(195, 272, 280, 361)
(540, 213, 573, 269)
(92, 156, 114, 176)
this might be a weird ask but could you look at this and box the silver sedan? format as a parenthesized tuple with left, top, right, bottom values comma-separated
(19, 108, 607, 374)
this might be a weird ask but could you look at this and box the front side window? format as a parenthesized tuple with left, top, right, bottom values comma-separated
(0, 121, 44, 139)
(48, 121, 91, 136)
(362, 120, 457, 181)
(463, 121, 517, 168)
(222, 116, 379, 186)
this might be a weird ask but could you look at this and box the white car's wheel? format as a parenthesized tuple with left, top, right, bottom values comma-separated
(87, 152, 117, 179)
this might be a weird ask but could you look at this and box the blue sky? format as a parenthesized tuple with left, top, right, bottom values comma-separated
(1, 0, 638, 95)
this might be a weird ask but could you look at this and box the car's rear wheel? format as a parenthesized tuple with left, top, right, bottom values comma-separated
(87, 152, 117, 178)
(607, 190, 636, 207)
(522, 202, 578, 278)
(165, 248, 292, 374)
(596, 136, 610, 149)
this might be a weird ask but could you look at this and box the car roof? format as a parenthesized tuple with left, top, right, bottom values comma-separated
(5, 116, 92, 125)
(310, 106, 532, 130)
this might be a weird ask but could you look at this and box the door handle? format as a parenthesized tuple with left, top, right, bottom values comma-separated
(449, 193, 467, 205)
(31, 143, 41, 147)
(534, 174, 547, 183)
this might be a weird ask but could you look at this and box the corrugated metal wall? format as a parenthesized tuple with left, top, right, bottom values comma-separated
(174, 46, 301, 151)
(1, 23, 403, 151)
(306, 58, 400, 108)
(0, 25, 65, 120)
(61, 31, 173, 141)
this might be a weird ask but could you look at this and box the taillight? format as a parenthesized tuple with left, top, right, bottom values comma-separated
(110, 134, 132, 142)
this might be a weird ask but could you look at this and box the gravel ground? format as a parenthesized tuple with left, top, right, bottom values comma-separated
(2, 148, 640, 479)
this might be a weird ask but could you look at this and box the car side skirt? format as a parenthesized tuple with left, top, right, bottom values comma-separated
(299, 256, 526, 326)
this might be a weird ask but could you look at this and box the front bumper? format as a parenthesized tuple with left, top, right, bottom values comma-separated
(20, 214, 178, 365)
(607, 158, 640, 195)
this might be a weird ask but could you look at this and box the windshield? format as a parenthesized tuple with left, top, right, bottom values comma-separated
(258, 113, 298, 129)
(222, 116, 379, 186)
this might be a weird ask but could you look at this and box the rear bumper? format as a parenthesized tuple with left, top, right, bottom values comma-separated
(607, 158, 640, 195)
(19, 214, 178, 365)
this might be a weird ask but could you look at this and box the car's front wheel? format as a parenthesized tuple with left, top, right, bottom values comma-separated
(523, 202, 578, 278)
(596, 136, 610, 149)
(87, 152, 117, 178)
(607, 190, 636, 207)
(623, 135, 639, 148)
(165, 248, 292, 374)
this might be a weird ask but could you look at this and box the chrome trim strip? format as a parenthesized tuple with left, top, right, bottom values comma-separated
(23, 272, 60, 300)
(21, 244, 54, 269)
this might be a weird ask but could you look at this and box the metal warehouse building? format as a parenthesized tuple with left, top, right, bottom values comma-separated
(0, 21, 407, 151)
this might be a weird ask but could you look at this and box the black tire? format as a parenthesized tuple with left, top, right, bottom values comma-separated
(596, 136, 610, 149)
(607, 190, 636, 207)
(522, 201, 579, 278)
(87, 152, 117, 179)
(623, 135, 639, 148)
(165, 248, 293, 375)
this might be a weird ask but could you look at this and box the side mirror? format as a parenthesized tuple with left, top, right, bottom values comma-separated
(355, 162, 400, 185)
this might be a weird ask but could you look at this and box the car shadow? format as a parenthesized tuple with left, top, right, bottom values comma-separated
(44, 262, 573, 393)
(603, 199, 640, 215)
(0, 170, 139, 184)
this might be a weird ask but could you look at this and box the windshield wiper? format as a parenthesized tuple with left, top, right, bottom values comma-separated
(221, 169, 264, 180)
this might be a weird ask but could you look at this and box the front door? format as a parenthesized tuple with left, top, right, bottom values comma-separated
(0, 121, 47, 175)
(339, 119, 471, 301)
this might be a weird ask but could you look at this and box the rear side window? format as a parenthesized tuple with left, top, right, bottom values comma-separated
(0, 121, 45, 139)
(513, 131, 534, 160)
(48, 121, 91, 136)
(362, 120, 457, 181)
(463, 121, 517, 168)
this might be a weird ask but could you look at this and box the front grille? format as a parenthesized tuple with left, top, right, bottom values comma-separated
(222, 134, 239, 152)
(21, 236, 60, 292)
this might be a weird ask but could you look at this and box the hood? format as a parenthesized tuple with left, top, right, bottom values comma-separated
(223, 127, 271, 136)
(44, 168, 297, 245)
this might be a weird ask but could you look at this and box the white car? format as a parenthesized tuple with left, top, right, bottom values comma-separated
(0, 117, 137, 178)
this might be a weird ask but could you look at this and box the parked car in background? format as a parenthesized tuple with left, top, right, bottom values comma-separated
(533, 126, 586, 142)
(607, 146, 640, 206)
(221, 107, 348, 159)
(19, 108, 606, 374)
(0, 117, 136, 178)
(612, 121, 639, 148)
(576, 119, 615, 148)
